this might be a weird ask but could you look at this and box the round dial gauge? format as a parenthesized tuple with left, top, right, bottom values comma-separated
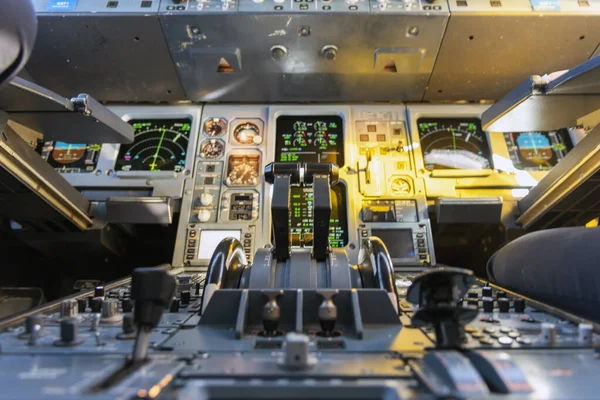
(226, 154, 260, 186)
(417, 119, 492, 170)
(233, 122, 262, 145)
(389, 177, 411, 195)
(203, 118, 227, 137)
(115, 119, 191, 172)
(200, 140, 225, 159)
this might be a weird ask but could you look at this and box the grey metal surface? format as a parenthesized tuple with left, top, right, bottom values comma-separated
(161, 12, 448, 102)
(425, 8, 600, 101)
(1, 78, 135, 144)
(56, 105, 202, 200)
(0, 119, 92, 230)
(106, 196, 174, 224)
(25, 13, 185, 102)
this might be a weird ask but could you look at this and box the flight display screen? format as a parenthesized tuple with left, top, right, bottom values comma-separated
(38, 141, 101, 173)
(504, 130, 573, 171)
(417, 118, 493, 170)
(275, 115, 344, 166)
(275, 115, 347, 248)
(371, 229, 415, 259)
(115, 119, 191, 172)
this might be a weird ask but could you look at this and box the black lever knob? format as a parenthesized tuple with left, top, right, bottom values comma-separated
(131, 268, 176, 329)
(121, 298, 133, 313)
(406, 267, 478, 349)
(77, 299, 87, 313)
(90, 297, 103, 313)
(261, 290, 284, 336)
(317, 290, 339, 336)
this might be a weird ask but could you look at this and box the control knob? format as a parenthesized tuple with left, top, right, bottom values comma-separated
(101, 298, 123, 323)
(122, 298, 134, 313)
(197, 209, 212, 223)
(498, 298, 510, 313)
(60, 299, 78, 319)
(90, 297, 103, 313)
(513, 298, 525, 313)
(181, 290, 191, 305)
(482, 297, 494, 313)
(482, 286, 492, 297)
(77, 299, 87, 313)
(95, 286, 105, 298)
(24, 314, 43, 335)
(55, 318, 83, 346)
(170, 297, 181, 312)
(200, 192, 213, 206)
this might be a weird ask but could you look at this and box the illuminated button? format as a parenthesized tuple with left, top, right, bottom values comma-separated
(189, 230, 197, 238)
(433, 5, 441, 9)
(361, 230, 369, 238)
(423, 5, 431, 9)
(349, 5, 358, 10)
(323, 5, 331, 9)
(186, 255, 194, 260)
(416, 233, 424, 238)
(274, 5, 283, 9)
(419, 255, 428, 260)
(167, 5, 175, 9)
(187, 249, 195, 254)
(107, 1, 118, 7)
(498, 336, 513, 346)
(417, 239, 425, 246)
(274, 0, 285, 3)
(517, 337, 532, 345)
(177, 5, 185, 9)
(300, 3, 308, 9)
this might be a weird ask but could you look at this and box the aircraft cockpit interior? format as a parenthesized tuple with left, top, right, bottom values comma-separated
(0, 0, 600, 398)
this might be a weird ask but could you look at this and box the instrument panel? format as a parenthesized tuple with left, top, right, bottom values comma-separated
(417, 118, 493, 170)
(504, 130, 573, 171)
(37, 141, 101, 173)
(115, 119, 191, 172)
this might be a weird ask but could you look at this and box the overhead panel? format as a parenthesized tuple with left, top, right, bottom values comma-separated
(160, 2, 449, 102)
(425, 0, 600, 101)
(24, 0, 185, 102)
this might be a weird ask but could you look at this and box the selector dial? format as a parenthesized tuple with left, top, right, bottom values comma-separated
(200, 140, 225, 159)
(197, 209, 211, 223)
(200, 192, 214, 206)
(204, 118, 228, 137)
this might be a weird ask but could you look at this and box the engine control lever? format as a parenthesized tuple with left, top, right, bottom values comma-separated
(407, 267, 478, 349)
(130, 267, 176, 363)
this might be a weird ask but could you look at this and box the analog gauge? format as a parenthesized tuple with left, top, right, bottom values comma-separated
(203, 118, 227, 137)
(314, 121, 328, 131)
(389, 177, 412, 195)
(417, 118, 492, 170)
(115, 119, 191, 172)
(233, 122, 262, 145)
(226, 153, 260, 186)
(200, 140, 225, 159)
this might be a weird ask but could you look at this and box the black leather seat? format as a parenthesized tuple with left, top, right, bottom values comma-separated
(487, 227, 600, 322)
(0, 0, 37, 89)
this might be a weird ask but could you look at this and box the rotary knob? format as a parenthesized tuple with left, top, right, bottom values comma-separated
(197, 209, 211, 223)
(90, 297, 103, 313)
(24, 314, 43, 335)
(55, 317, 83, 346)
(101, 298, 123, 323)
(60, 299, 78, 319)
(200, 192, 214, 206)
(482, 297, 494, 313)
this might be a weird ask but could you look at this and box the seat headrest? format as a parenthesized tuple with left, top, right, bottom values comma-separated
(0, 0, 37, 90)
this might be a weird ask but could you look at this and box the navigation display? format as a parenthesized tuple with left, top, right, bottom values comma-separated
(38, 141, 101, 173)
(115, 119, 191, 172)
(417, 118, 492, 170)
(275, 115, 347, 248)
(290, 185, 348, 248)
(504, 130, 572, 171)
(275, 115, 344, 166)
